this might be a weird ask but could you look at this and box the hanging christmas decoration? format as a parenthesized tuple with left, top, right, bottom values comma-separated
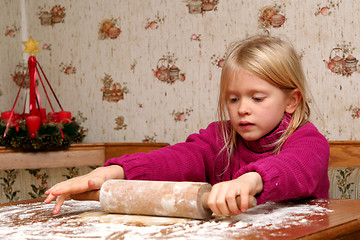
(0, 37, 86, 151)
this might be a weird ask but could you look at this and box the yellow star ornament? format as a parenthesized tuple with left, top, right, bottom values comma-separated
(23, 37, 40, 56)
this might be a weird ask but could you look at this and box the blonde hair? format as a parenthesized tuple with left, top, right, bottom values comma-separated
(217, 35, 310, 157)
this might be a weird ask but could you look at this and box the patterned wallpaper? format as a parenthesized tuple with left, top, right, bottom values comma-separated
(1, 0, 359, 146)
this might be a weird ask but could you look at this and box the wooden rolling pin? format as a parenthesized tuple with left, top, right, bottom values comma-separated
(100, 179, 257, 220)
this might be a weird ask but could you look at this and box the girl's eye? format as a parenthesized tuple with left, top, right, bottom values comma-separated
(252, 96, 265, 102)
(228, 97, 239, 103)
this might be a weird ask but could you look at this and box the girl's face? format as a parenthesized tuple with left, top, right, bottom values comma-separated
(226, 69, 294, 141)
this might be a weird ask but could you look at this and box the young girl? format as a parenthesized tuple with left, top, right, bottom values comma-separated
(45, 35, 329, 216)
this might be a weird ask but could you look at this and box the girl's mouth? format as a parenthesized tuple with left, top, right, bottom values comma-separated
(240, 121, 254, 126)
(239, 121, 255, 129)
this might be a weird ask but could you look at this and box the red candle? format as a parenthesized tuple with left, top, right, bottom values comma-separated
(40, 108, 46, 118)
(26, 115, 41, 138)
(58, 111, 72, 123)
(1, 111, 12, 120)
(30, 108, 46, 117)
(29, 56, 37, 114)
(30, 109, 38, 116)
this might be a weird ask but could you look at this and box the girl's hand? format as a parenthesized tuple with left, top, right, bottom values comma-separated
(44, 165, 124, 215)
(207, 172, 263, 216)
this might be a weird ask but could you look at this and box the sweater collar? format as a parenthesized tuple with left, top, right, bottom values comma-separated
(242, 113, 292, 153)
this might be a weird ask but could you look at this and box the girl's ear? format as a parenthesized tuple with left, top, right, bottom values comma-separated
(285, 89, 302, 114)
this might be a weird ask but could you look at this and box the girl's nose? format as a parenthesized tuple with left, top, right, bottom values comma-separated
(238, 101, 250, 115)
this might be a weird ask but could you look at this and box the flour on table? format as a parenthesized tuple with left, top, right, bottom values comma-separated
(79, 211, 192, 225)
(0, 199, 332, 240)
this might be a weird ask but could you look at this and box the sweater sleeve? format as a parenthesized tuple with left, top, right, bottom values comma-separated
(104, 122, 225, 183)
(233, 123, 330, 204)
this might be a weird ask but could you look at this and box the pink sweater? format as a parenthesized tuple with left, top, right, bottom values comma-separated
(105, 114, 330, 204)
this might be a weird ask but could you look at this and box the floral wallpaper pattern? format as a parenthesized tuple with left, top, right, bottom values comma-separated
(0, 167, 97, 203)
(328, 167, 359, 199)
(98, 18, 121, 40)
(258, 4, 286, 30)
(324, 43, 359, 77)
(101, 73, 128, 102)
(1, 170, 19, 201)
(0, 0, 359, 203)
(37, 5, 66, 26)
(153, 53, 185, 84)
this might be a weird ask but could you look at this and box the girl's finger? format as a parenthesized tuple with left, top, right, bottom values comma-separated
(88, 177, 105, 190)
(50, 179, 93, 197)
(240, 193, 249, 213)
(214, 187, 231, 216)
(70, 190, 100, 201)
(226, 194, 241, 215)
(88, 179, 96, 189)
(44, 193, 55, 204)
(207, 185, 221, 215)
(53, 194, 68, 215)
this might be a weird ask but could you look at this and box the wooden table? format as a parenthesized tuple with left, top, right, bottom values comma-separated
(0, 198, 359, 239)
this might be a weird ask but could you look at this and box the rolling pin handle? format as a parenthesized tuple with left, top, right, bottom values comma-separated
(201, 191, 211, 210)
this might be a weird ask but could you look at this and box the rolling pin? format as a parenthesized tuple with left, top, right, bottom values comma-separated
(100, 179, 257, 220)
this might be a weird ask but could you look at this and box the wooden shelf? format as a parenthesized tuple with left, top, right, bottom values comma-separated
(0, 141, 358, 170)
(328, 141, 360, 167)
(0, 142, 169, 170)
